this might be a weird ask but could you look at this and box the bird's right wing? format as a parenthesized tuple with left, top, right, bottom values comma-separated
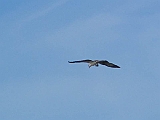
(68, 59, 93, 63)
(98, 60, 120, 68)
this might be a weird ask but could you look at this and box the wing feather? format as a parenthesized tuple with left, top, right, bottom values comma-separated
(68, 59, 93, 63)
(98, 60, 120, 68)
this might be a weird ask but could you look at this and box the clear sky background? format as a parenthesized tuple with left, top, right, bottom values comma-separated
(0, 0, 160, 120)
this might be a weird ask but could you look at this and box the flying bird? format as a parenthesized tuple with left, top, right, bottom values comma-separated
(68, 59, 120, 68)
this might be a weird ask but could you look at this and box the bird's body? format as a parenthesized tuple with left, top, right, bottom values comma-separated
(68, 59, 120, 68)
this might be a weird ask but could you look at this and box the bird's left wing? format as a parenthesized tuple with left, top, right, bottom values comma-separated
(68, 59, 93, 63)
(98, 60, 120, 68)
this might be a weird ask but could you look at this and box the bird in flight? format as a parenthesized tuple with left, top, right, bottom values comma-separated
(68, 59, 120, 68)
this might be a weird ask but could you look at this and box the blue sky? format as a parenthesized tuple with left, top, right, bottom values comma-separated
(0, 0, 160, 120)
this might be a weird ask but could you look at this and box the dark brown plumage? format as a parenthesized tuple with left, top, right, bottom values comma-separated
(68, 59, 120, 68)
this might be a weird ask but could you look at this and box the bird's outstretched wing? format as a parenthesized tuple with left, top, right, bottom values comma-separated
(68, 59, 93, 63)
(98, 60, 120, 68)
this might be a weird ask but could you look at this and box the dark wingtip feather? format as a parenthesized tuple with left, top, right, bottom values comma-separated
(114, 65, 120, 68)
